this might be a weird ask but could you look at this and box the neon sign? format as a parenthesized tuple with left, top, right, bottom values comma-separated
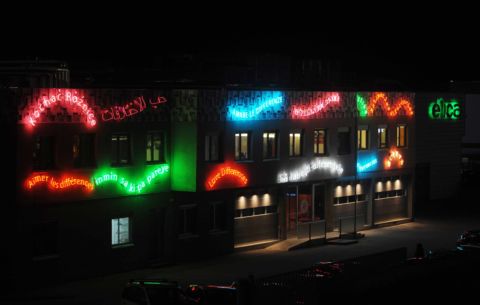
(206, 166, 248, 190)
(428, 98, 460, 120)
(100, 96, 167, 122)
(93, 164, 169, 194)
(228, 91, 283, 120)
(356, 93, 414, 118)
(384, 148, 404, 169)
(25, 89, 97, 128)
(277, 158, 344, 183)
(291, 93, 340, 118)
(25, 174, 94, 192)
(357, 156, 378, 172)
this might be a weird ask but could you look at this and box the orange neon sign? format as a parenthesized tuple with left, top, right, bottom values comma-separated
(206, 166, 248, 190)
(367, 93, 414, 118)
(384, 148, 404, 169)
(25, 174, 94, 192)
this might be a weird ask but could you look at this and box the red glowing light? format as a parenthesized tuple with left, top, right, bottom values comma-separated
(25, 174, 94, 192)
(24, 89, 97, 129)
(384, 148, 404, 169)
(367, 93, 414, 118)
(206, 166, 248, 190)
(100, 96, 167, 122)
(291, 93, 340, 118)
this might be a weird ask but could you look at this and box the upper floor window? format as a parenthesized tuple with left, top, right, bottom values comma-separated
(73, 133, 96, 168)
(205, 133, 221, 162)
(337, 127, 351, 155)
(111, 134, 131, 165)
(263, 131, 278, 160)
(235, 132, 250, 161)
(378, 126, 388, 149)
(33, 135, 55, 170)
(289, 130, 303, 157)
(357, 127, 369, 150)
(314, 129, 327, 155)
(146, 132, 165, 163)
(396, 125, 407, 147)
(111, 217, 131, 246)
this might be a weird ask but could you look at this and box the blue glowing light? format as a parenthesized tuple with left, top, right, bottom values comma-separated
(357, 157, 378, 172)
(228, 91, 284, 120)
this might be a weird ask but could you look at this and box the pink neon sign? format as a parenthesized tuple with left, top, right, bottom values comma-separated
(291, 93, 340, 118)
(25, 89, 97, 128)
(100, 96, 167, 122)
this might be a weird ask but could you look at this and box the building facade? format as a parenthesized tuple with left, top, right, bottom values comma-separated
(7, 87, 463, 290)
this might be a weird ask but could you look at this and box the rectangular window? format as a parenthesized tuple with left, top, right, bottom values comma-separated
(357, 128, 368, 150)
(111, 134, 131, 165)
(314, 129, 327, 155)
(235, 132, 250, 161)
(337, 128, 351, 155)
(73, 134, 96, 168)
(33, 136, 55, 170)
(378, 127, 388, 149)
(263, 131, 278, 159)
(289, 131, 303, 157)
(396, 125, 407, 147)
(205, 133, 221, 162)
(179, 205, 197, 236)
(146, 132, 165, 163)
(32, 221, 58, 257)
(111, 217, 131, 246)
(210, 202, 227, 231)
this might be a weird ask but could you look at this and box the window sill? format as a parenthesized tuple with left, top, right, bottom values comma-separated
(32, 254, 60, 262)
(178, 233, 199, 240)
(112, 242, 135, 249)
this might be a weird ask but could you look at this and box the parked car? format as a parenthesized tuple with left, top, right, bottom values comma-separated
(121, 279, 195, 305)
(184, 284, 237, 305)
(457, 229, 480, 248)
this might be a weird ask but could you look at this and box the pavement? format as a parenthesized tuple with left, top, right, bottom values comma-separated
(2, 205, 479, 305)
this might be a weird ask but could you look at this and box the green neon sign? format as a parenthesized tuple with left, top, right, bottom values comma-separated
(93, 164, 169, 194)
(356, 94, 368, 117)
(428, 98, 460, 120)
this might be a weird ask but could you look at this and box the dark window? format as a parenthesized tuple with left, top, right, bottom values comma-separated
(338, 128, 351, 155)
(146, 132, 165, 163)
(266, 206, 277, 214)
(396, 125, 407, 147)
(210, 202, 227, 231)
(33, 136, 55, 170)
(33, 221, 58, 257)
(314, 129, 327, 155)
(179, 205, 197, 235)
(111, 134, 131, 165)
(289, 130, 303, 157)
(263, 131, 278, 159)
(235, 132, 250, 161)
(205, 133, 222, 162)
(378, 127, 388, 149)
(357, 194, 367, 201)
(254, 207, 266, 215)
(73, 134, 95, 168)
(241, 208, 254, 217)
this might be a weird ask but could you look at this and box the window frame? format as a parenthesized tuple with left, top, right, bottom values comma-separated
(289, 130, 304, 158)
(313, 129, 328, 156)
(377, 126, 388, 149)
(111, 133, 132, 166)
(146, 131, 166, 164)
(33, 135, 56, 170)
(178, 204, 198, 238)
(209, 201, 227, 232)
(73, 133, 96, 168)
(337, 127, 351, 155)
(235, 132, 251, 161)
(111, 216, 132, 247)
(396, 125, 407, 148)
(357, 127, 369, 150)
(205, 132, 222, 162)
(262, 130, 279, 160)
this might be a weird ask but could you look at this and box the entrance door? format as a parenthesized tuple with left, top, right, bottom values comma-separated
(286, 186, 297, 237)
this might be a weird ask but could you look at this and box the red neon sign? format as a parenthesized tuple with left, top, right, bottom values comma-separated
(100, 96, 167, 122)
(25, 89, 97, 128)
(384, 148, 404, 169)
(367, 93, 414, 117)
(25, 174, 94, 192)
(291, 93, 340, 118)
(206, 166, 248, 190)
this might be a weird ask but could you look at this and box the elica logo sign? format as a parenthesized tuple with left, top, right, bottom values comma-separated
(428, 98, 460, 120)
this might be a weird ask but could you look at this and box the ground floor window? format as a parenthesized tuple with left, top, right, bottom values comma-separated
(334, 194, 367, 205)
(179, 204, 197, 236)
(235, 205, 277, 218)
(210, 201, 227, 231)
(374, 189, 406, 199)
(112, 217, 131, 246)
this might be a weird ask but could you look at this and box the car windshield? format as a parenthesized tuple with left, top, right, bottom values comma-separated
(146, 286, 177, 305)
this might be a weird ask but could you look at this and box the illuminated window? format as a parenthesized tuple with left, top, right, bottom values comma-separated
(235, 132, 250, 161)
(378, 127, 388, 149)
(179, 205, 197, 236)
(33, 135, 55, 170)
(289, 130, 303, 157)
(396, 125, 407, 147)
(210, 201, 227, 231)
(337, 128, 351, 155)
(205, 133, 221, 162)
(73, 134, 96, 168)
(263, 131, 278, 160)
(111, 217, 131, 246)
(111, 134, 131, 165)
(146, 132, 165, 163)
(314, 129, 327, 155)
(32, 221, 58, 258)
(357, 127, 369, 150)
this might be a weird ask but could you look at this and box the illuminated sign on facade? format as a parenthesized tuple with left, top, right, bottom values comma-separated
(357, 156, 378, 172)
(428, 98, 460, 120)
(291, 93, 340, 118)
(384, 148, 404, 169)
(356, 93, 414, 118)
(25, 174, 94, 192)
(25, 89, 97, 128)
(228, 91, 283, 120)
(206, 166, 248, 190)
(100, 96, 167, 122)
(277, 158, 344, 183)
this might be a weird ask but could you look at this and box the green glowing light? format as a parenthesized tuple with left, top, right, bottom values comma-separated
(356, 94, 368, 117)
(171, 122, 197, 191)
(428, 98, 460, 120)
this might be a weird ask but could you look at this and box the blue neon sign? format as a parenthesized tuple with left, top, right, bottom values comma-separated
(228, 91, 284, 120)
(357, 156, 378, 172)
